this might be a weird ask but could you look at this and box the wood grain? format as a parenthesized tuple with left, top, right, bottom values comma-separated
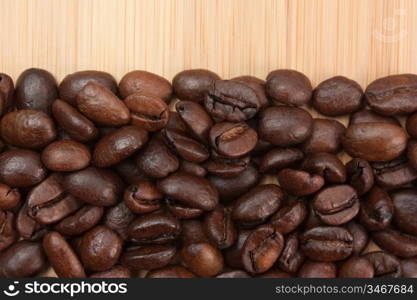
(1, 0, 416, 87)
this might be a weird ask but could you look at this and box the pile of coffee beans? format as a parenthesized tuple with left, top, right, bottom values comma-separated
(0, 68, 417, 278)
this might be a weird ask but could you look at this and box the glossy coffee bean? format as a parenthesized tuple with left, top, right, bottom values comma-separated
(136, 136, 179, 178)
(90, 265, 132, 278)
(302, 118, 345, 154)
(15, 68, 58, 114)
(43, 231, 86, 278)
(360, 186, 393, 231)
(301, 152, 346, 183)
(0, 241, 46, 278)
(93, 125, 148, 167)
(406, 112, 417, 138)
(124, 181, 162, 214)
(350, 109, 400, 125)
(181, 219, 210, 245)
(176, 101, 213, 141)
(0, 183, 21, 210)
(209, 122, 257, 158)
(204, 154, 249, 178)
(128, 211, 181, 244)
(259, 106, 313, 146)
(0, 73, 14, 115)
(166, 111, 188, 133)
(266, 69, 312, 106)
(224, 229, 251, 269)
(1, 110, 56, 149)
(80, 225, 123, 272)
(339, 256, 374, 278)
(0, 149, 46, 187)
(401, 259, 417, 278)
(162, 129, 209, 163)
(346, 221, 369, 255)
(181, 242, 224, 277)
(55, 205, 103, 236)
(16, 202, 48, 241)
(52, 99, 98, 142)
(42, 140, 91, 171)
(277, 232, 305, 273)
(231, 75, 268, 108)
(277, 168, 324, 196)
(373, 229, 417, 258)
(312, 185, 359, 225)
(363, 251, 402, 278)
(372, 157, 417, 189)
(124, 93, 169, 131)
(0, 211, 16, 251)
(114, 157, 149, 184)
(204, 80, 259, 122)
(365, 74, 417, 115)
(146, 265, 196, 278)
(77, 82, 130, 126)
(173, 69, 220, 102)
(270, 200, 307, 234)
(300, 226, 353, 261)
(298, 261, 337, 278)
(203, 204, 237, 249)
(122, 244, 176, 271)
(231, 184, 283, 227)
(391, 189, 417, 236)
(259, 148, 303, 173)
(64, 167, 124, 206)
(103, 202, 135, 240)
(242, 225, 284, 274)
(313, 76, 363, 116)
(119, 70, 172, 102)
(59, 70, 117, 105)
(27, 173, 83, 225)
(342, 122, 407, 162)
(407, 140, 417, 170)
(346, 158, 374, 196)
(179, 160, 207, 177)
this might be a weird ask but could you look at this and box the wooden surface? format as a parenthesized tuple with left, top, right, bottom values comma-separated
(1, 0, 417, 87)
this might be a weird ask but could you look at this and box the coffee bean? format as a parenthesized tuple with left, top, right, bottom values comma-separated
(55, 205, 104, 236)
(258, 269, 293, 278)
(173, 69, 220, 102)
(179, 160, 207, 177)
(270, 200, 307, 234)
(339, 256, 374, 278)
(0, 210, 16, 251)
(391, 189, 417, 236)
(180, 242, 224, 277)
(204, 154, 249, 178)
(346, 221, 369, 255)
(360, 186, 393, 231)
(203, 204, 237, 249)
(216, 270, 251, 278)
(373, 157, 417, 189)
(124, 181, 162, 214)
(302, 118, 345, 154)
(277, 168, 324, 196)
(0, 183, 21, 210)
(90, 265, 132, 278)
(346, 158, 374, 195)
(176, 101, 213, 141)
(277, 232, 305, 274)
(350, 109, 400, 125)
(16, 202, 48, 241)
(162, 129, 209, 163)
(103, 202, 135, 240)
(406, 112, 417, 138)
(401, 259, 417, 278)
(301, 152, 346, 183)
(42, 140, 91, 171)
(363, 251, 402, 278)
(146, 265, 196, 278)
(0, 73, 14, 116)
(122, 244, 177, 271)
(259, 148, 304, 173)
(232, 75, 269, 108)
(373, 229, 417, 258)
(224, 229, 251, 269)
(298, 261, 337, 278)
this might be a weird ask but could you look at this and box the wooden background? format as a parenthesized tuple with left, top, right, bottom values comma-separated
(1, 0, 417, 87)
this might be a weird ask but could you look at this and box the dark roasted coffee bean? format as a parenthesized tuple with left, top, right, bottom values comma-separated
(52, 99, 98, 142)
(350, 109, 400, 125)
(114, 157, 149, 184)
(0, 211, 16, 251)
(181, 242, 224, 277)
(232, 75, 268, 108)
(346, 221, 369, 255)
(277, 168, 324, 196)
(339, 256, 374, 278)
(15, 68, 58, 114)
(216, 270, 251, 278)
(64, 167, 124, 206)
(166, 200, 204, 219)
(158, 172, 218, 211)
(401, 259, 417, 278)
(407, 140, 417, 171)
(391, 189, 417, 236)
(59, 70, 117, 105)
(146, 265, 196, 278)
(179, 160, 207, 177)
(365, 74, 417, 115)
(373, 229, 417, 258)
(313, 76, 363, 116)
(346, 158, 374, 195)
(231, 184, 283, 227)
(0, 241, 46, 278)
(302, 118, 345, 154)
(119, 70, 172, 102)
(166, 111, 188, 133)
(363, 251, 402, 278)
(270, 200, 307, 234)
(55, 205, 103, 236)
(342, 122, 407, 162)
(162, 129, 209, 163)
(0, 73, 14, 115)
(173, 69, 220, 102)
(16, 202, 48, 241)
(204, 154, 249, 178)
(259, 106, 313, 146)
(242, 225, 284, 274)
(258, 269, 293, 278)
(266, 69, 312, 106)
(301, 152, 346, 183)
(312, 185, 359, 225)
(372, 157, 417, 188)
(124, 93, 169, 131)
(360, 186, 393, 231)
(122, 244, 176, 271)
(124, 181, 162, 214)
(43, 231, 86, 278)
(136, 136, 179, 178)
(27, 173, 83, 225)
(204, 80, 259, 122)
(203, 204, 237, 249)
(1, 110, 56, 149)
(93, 125, 148, 167)
(0, 149, 46, 187)
(103, 202, 135, 240)
(259, 148, 303, 173)
(298, 261, 337, 278)
(80, 225, 123, 272)
(300, 226, 353, 261)
(277, 232, 305, 273)
(181, 219, 210, 245)
(42, 140, 91, 171)
(224, 229, 251, 269)
(406, 112, 417, 138)
(128, 211, 181, 244)
(176, 101, 213, 141)
(90, 265, 132, 278)
(0, 183, 21, 210)
(303, 201, 325, 230)
(77, 82, 130, 126)
(209, 122, 257, 159)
